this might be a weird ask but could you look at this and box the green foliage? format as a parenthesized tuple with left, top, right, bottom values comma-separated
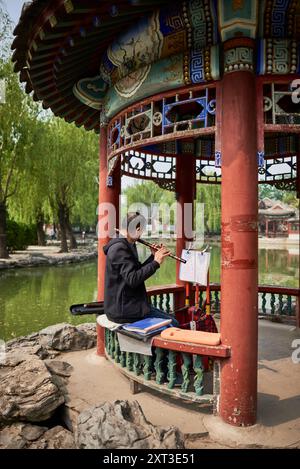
(258, 184, 284, 201)
(6, 220, 37, 252)
(0, 59, 33, 205)
(43, 117, 99, 225)
(281, 192, 299, 209)
(123, 181, 176, 223)
(123, 181, 222, 235)
(196, 184, 221, 234)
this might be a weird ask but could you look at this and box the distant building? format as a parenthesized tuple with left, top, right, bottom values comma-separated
(287, 214, 300, 241)
(258, 198, 297, 238)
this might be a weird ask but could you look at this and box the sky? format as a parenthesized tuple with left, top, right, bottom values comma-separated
(4, 0, 25, 25)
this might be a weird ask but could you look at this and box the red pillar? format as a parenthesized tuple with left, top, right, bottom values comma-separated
(97, 124, 121, 356)
(175, 153, 195, 308)
(220, 70, 258, 426)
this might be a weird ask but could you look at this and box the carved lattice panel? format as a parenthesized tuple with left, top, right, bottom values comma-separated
(264, 83, 300, 125)
(195, 158, 221, 184)
(121, 151, 176, 181)
(107, 85, 217, 160)
(258, 155, 297, 185)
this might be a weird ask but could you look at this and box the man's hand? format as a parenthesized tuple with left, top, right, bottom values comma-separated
(150, 243, 161, 255)
(154, 245, 170, 265)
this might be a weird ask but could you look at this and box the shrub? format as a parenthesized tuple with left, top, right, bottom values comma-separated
(6, 220, 38, 252)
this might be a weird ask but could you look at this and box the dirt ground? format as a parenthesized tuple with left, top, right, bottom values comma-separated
(58, 320, 300, 449)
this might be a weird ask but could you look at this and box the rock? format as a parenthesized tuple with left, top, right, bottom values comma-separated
(21, 424, 47, 441)
(61, 397, 87, 433)
(29, 426, 76, 449)
(77, 323, 97, 342)
(0, 423, 75, 449)
(6, 333, 59, 359)
(0, 352, 64, 423)
(44, 360, 73, 378)
(0, 423, 47, 449)
(0, 423, 27, 449)
(39, 323, 96, 351)
(76, 400, 185, 449)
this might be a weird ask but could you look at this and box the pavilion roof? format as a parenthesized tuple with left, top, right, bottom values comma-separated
(11, 0, 300, 133)
(259, 198, 297, 218)
(11, 0, 170, 133)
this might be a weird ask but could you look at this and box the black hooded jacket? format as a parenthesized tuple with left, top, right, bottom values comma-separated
(103, 236, 160, 323)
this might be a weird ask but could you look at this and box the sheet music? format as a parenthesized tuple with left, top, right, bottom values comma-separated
(195, 252, 211, 286)
(179, 250, 211, 285)
(179, 250, 196, 283)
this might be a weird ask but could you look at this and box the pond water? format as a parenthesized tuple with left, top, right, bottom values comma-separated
(0, 243, 298, 341)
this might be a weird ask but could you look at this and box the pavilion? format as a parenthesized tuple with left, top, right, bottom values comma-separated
(258, 197, 297, 237)
(11, 0, 300, 427)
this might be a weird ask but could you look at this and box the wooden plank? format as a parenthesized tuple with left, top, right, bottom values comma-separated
(152, 337, 231, 358)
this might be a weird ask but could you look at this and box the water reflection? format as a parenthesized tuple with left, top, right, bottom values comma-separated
(0, 244, 298, 341)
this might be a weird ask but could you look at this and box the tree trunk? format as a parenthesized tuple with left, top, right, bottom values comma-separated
(36, 213, 46, 246)
(58, 203, 68, 253)
(0, 202, 9, 259)
(65, 208, 77, 250)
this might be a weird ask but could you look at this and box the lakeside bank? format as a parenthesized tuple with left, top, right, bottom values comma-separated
(0, 245, 97, 271)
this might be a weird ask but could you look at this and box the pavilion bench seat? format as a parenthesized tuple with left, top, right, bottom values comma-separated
(98, 316, 231, 409)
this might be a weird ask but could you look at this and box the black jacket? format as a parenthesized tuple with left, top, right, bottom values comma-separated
(103, 236, 160, 323)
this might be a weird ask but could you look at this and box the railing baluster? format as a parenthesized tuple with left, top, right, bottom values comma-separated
(114, 333, 120, 363)
(133, 353, 142, 376)
(270, 293, 275, 315)
(143, 355, 152, 381)
(167, 350, 177, 389)
(166, 293, 170, 313)
(110, 331, 115, 357)
(181, 353, 191, 393)
(154, 347, 165, 385)
(120, 351, 126, 368)
(159, 294, 164, 310)
(126, 352, 134, 371)
(261, 292, 266, 315)
(287, 295, 292, 316)
(105, 328, 109, 351)
(278, 294, 283, 315)
(193, 355, 204, 396)
(153, 295, 158, 308)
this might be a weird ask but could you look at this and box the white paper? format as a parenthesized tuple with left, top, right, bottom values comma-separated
(179, 249, 197, 283)
(117, 333, 154, 356)
(195, 252, 211, 286)
(179, 250, 210, 286)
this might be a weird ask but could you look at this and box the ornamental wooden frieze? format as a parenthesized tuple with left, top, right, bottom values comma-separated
(107, 85, 217, 160)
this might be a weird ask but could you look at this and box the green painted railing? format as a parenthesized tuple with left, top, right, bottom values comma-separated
(147, 284, 299, 319)
(104, 328, 214, 403)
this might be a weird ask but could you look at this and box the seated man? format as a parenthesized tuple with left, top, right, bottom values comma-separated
(103, 212, 179, 326)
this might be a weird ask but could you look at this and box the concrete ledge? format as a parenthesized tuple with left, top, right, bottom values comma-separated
(203, 415, 299, 449)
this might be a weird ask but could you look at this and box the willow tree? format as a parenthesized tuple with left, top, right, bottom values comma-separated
(8, 115, 51, 246)
(124, 180, 176, 227)
(0, 59, 34, 258)
(196, 184, 221, 235)
(44, 118, 98, 253)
